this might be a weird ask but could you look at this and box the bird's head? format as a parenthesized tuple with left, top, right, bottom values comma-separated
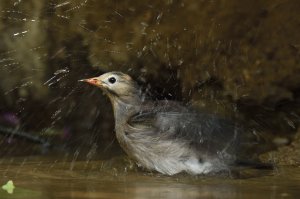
(80, 71, 142, 103)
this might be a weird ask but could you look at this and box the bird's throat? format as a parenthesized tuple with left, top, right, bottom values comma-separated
(110, 97, 140, 124)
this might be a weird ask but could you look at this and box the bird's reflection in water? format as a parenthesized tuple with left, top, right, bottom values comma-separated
(128, 182, 238, 199)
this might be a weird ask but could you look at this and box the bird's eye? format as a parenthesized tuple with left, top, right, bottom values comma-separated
(108, 77, 116, 84)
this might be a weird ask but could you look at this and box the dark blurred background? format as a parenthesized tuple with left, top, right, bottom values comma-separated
(0, 0, 299, 164)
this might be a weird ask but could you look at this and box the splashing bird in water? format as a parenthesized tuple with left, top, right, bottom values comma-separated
(80, 71, 266, 175)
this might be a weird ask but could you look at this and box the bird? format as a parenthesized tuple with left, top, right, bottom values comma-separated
(80, 71, 268, 175)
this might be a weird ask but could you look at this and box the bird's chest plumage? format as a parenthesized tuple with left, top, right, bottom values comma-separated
(113, 101, 140, 156)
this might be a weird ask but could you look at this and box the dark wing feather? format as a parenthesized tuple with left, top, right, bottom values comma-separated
(128, 101, 246, 157)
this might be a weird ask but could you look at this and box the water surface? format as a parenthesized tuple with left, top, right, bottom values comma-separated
(0, 156, 299, 199)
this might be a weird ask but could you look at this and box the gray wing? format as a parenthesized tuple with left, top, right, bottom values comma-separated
(127, 101, 245, 157)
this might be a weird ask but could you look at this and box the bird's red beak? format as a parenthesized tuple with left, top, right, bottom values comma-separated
(79, 78, 103, 87)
